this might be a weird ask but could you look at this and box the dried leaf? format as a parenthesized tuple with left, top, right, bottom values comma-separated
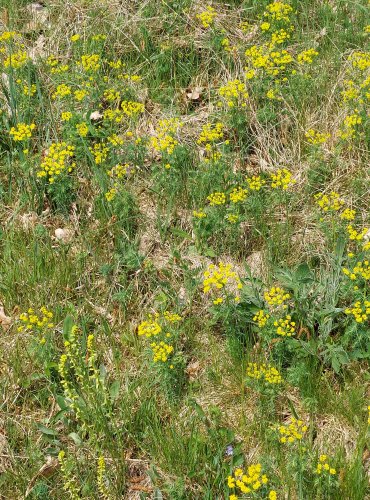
(25, 456, 59, 497)
(0, 304, 12, 327)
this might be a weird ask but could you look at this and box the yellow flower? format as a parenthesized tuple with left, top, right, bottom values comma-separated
(270, 168, 295, 190)
(76, 122, 88, 137)
(229, 187, 247, 203)
(9, 123, 35, 141)
(37, 142, 75, 183)
(264, 286, 290, 308)
(246, 175, 265, 191)
(196, 6, 217, 28)
(274, 315, 296, 337)
(207, 192, 226, 206)
(71, 34, 80, 42)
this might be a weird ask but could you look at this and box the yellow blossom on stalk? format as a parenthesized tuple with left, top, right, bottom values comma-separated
(104, 88, 121, 102)
(121, 100, 145, 117)
(138, 316, 161, 337)
(108, 134, 124, 147)
(9, 123, 35, 141)
(246, 362, 282, 384)
(150, 341, 174, 362)
(338, 113, 362, 139)
(71, 34, 80, 42)
(342, 260, 370, 281)
(4, 50, 28, 69)
(150, 118, 182, 155)
(245, 68, 256, 79)
(76, 122, 88, 137)
(246, 175, 265, 191)
(230, 187, 248, 204)
(297, 48, 319, 65)
(340, 208, 356, 221)
(345, 300, 370, 323)
(52, 84, 71, 99)
(341, 80, 360, 102)
(305, 129, 331, 145)
(264, 2, 293, 23)
(22, 83, 37, 96)
(163, 311, 182, 323)
(203, 262, 242, 302)
(253, 310, 270, 328)
(89, 143, 109, 165)
(207, 191, 226, 206)
(18, 306, 54, 344)
(347, 225, 369, 241)
(264, 286, 290, 308)
(105, 187, 117, 202)
(78, 53, 100, 72)
(97, 456, 109, 498)
(348, 51, 370, 71)
(274, 315, 296, 337)
(218, 79, 248, 107)
(61, 111, 73, 122)
(278, 417, 308, 444)
(196, 6, 217, 28)
(270, 168, 295, 190)
(269, 491, 277, 500)
(197, 122, 224, 144)
(316, 454, 336, 475)
(261, 22, 271, 31)
(226, 214, 239, 224)
(0, 31, 17, 42)
(315, 191, 344, 212)
(108, 164, 129, 179)
(74, 89, 89, 101)
(271, 28, 292, 45)
(37, 142, 75, 183)
(228, 463, 269, 497)
(193, 210, 207, 219)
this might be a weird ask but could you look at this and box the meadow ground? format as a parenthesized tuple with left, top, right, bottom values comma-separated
(0, 0, 369, 498)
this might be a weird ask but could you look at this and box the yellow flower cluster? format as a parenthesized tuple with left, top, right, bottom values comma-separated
(196, 6, 217, 29)
(74, 89, 88, 101)
(226, 214, 239, 224)
(193, 210, 207, 219)
(0, 31, 17, 42)
(61, 111, 73, 122)
(345, 300, 370, 323)
(264, 286, 290, 308)
(138, 316, 162, 337)
(108, 134, 124, 147)
(104, 88, 121, 102)
(246, 362, 282, 384)
(9, 122, 35, 141)
(297, 48, 319, 65)
(348, 51, 370, 71)
(274, 315, 296, 336)
(76, 122, 88, 137)
(78, 53, 100, 72)
(347, 225, 369, 241)
(4, 50, 28, 69)
(227, 464, 269, 497)
(270, 168, 295, 189)
(230, 187, 248, 204)
(264, 2, 293, 23)
(105, 187, 117, 202)
(245, 45, 293, 77)
(150, 341, 174, 362)
(207, 192, 226, 206)
(197, 122, 224, 144)
(305, 129, 331, 145)
(246, 175, 266, 191)
(52, 84, 71, 99)
(315, 191, 344, 212)
(121, 100, 145, 117)
(150, 118, 182, 155)
(18, 306, 54, 344)
(97, 456, 109, 499)
(203, 262, 242, 302)
(163, 311, 182, 323)
(338, 113, 362, 140)
(89, 143, 109, 165)
(342, 260, 370, 281)
(218, 79, 248, 107)
(37, 142, 75, 183)
(278, 417, 307, 443)
(340, 208, 356, 221)
(108, 163, 129, 179)
(315, 455, 336, 475)
(253, 310, 270, 328)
